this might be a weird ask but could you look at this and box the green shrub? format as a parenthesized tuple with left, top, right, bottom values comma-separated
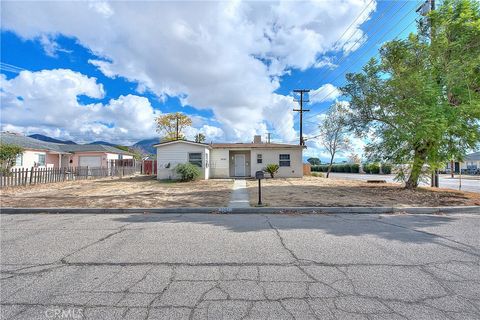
(311, 172, 324, 177)
(364, 163, 380, 174)
(320, 165, 329, 172)
(350, 164, 360, 173)
(264, 164, 280, 178)
(175, 163, 201, 181)
(382, 163, 392, 174)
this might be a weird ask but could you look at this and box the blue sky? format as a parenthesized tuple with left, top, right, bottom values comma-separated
(0, 0, 421, 160)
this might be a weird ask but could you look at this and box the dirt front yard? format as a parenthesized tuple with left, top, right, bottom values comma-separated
(1, 176, 233, 208)
(247, 176, 480, 207)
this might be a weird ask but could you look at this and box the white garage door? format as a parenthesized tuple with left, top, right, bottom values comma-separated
(79, 156, 102, 168)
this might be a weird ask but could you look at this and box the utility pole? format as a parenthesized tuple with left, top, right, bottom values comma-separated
(293, 89, 310, 146)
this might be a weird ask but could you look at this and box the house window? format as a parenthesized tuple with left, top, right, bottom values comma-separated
(279, 154, 290, 167)
(37, 154, 46, 166)
(188, 153, 202, 167)
(257, 154, 263, 164)
(15, 154, 23, 166)
(205, 153, 209, 168)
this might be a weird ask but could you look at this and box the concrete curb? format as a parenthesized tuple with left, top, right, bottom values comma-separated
(1, 206, 479, 215)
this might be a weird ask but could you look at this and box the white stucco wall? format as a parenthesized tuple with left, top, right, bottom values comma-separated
(156, 142, 210, 180)
(210, 149, 230, 178)
(250, 148, 303, 178)
(208, 147, 303, 178)
(204, 148, 210, 179)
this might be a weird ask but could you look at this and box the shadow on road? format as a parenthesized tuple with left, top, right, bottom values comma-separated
(112, 213, 460, 245)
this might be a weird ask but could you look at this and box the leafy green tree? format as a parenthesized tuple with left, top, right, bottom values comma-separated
(307, 157, 321, 166)
(195, 133, 206, 143)
(318, 102, 351, 178)
(0, 144, 24, 174)
(156, 112, 192, 141)
(342, 0, 480, 189)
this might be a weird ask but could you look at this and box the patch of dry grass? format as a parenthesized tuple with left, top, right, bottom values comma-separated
(0, 176, 233, 208)
(247, 176, 480, 207)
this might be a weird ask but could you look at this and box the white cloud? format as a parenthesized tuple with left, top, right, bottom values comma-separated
(313, 57, 338, 70)
(310, 83, 342, 104)
(0, 69, 160, 145)
(1, 0, 376, 142)
(88, 1, 114, 18)
(88, 59, 117, 78)
(184, 124, 225, 143)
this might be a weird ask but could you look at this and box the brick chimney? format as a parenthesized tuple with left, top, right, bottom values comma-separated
(253, 135, 262, 144)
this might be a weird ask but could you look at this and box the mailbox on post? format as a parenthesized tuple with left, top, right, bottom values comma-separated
(255, 171, 265, 180)
(255, 171, 264, 206)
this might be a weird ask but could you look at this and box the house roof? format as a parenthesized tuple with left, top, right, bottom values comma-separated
(153, 139, 304, 149)
(153, 140, 210, 148)
(58, 144, 132, 155)
(465, 151, 480, 161)
(211, 143, 304, 149)
(0, 132, 131, 155)
(0, 132, 67, 153)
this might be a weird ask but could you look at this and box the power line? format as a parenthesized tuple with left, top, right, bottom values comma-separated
(0, 62, 25, 74)
(304, 0, 422, 123)
(310, 0, 400, 99)
(300, 2, 422, 143)
(331, 0, 376, 51)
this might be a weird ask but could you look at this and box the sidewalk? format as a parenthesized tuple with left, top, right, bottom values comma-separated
(228, 179, 250, 208)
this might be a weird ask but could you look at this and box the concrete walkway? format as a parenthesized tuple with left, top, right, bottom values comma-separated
(228, 179, 250, 208)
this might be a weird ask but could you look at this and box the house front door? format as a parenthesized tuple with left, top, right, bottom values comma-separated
(234, 154, 246, 176)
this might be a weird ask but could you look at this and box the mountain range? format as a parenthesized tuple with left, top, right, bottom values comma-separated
(28, 134, 77, 145)
(28, 134, 159, 155)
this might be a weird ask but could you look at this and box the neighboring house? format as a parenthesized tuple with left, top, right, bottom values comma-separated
(154, 135, 304, 180)
(1, 132, 133, 169)
(445, 151, 480, 174)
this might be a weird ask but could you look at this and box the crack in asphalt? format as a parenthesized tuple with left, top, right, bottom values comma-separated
(2, 214, 480, 320)
(59, 223, 132, 264)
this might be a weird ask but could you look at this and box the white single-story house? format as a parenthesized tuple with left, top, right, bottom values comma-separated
(154, 135, 304, 180)
(1, 132, 133, 169)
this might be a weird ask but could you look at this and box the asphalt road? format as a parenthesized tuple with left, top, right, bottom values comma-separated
(329, 173, 480, 193)
(1, 213, 479, 320)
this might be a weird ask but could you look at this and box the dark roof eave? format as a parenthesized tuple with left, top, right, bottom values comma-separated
(211, 144, 305, 149)
(153, 140, 211, 148)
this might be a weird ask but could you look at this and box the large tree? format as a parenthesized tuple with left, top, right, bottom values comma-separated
(307, 157, 321, 166)
(342, 0, 480, 189)
(318, 103, 351, 178)
(155, 112, 192, 141)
